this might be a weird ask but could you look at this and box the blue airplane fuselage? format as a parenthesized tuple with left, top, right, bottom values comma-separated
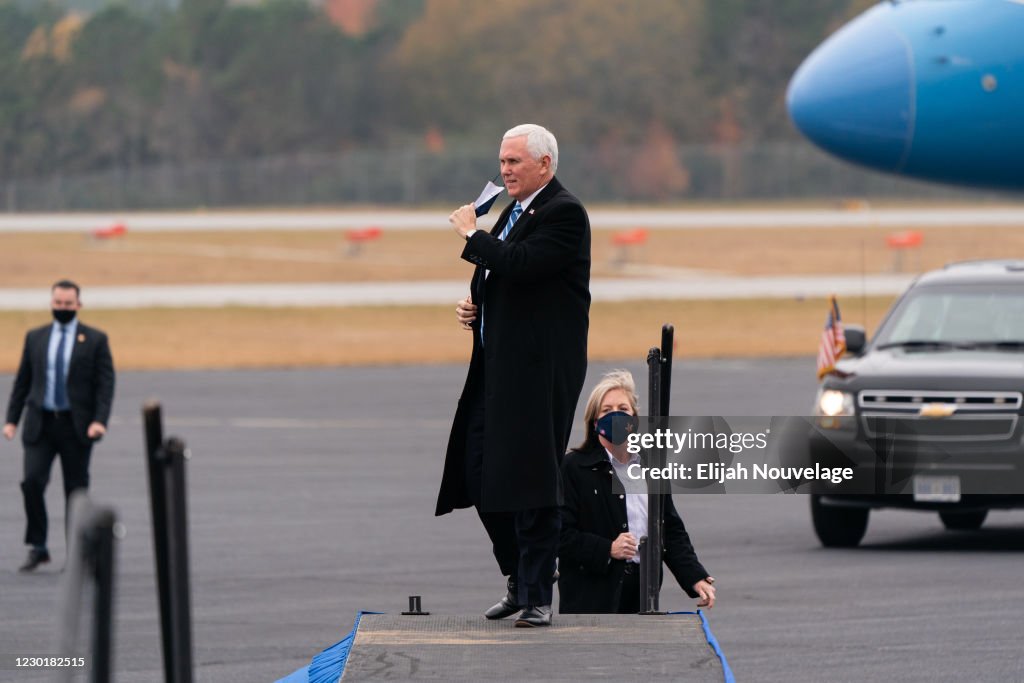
(787, 0, 1024, 190)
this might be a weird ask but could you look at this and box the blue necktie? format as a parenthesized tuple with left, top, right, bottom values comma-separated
(54, 325, 69, 410)
(500, 202, 523, 240)
(481, 202, 524, 344)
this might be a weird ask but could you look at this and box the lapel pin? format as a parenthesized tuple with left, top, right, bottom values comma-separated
(528, 209, 535, 215)
(77, 334, 86, 342)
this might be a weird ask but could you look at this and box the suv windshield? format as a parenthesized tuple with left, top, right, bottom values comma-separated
(873, 284, 1024, 349)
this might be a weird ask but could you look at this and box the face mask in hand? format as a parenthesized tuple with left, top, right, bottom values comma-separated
(52, 309, 76, 325)
(595, 411, 639, 446)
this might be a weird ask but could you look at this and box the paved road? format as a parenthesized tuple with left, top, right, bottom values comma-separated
(2, 206, 1024, 233)
(0, 360, 1022, 682)
(0, 274, 914, 310)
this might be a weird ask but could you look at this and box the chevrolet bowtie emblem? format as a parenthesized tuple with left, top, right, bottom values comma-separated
(919, 403, 957, 418)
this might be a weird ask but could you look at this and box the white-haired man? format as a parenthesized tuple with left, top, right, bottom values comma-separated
(437, 124, 591, 627)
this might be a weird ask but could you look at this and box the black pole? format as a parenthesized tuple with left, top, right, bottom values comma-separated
(637, 534, 650, 610)
(144, 402, 194, 683)
(55, 494, 117, 683)
(642, 346, 665, 614)
(162, 436, 194, 683)
(654, 324, 675, 612)
(90, 510, 116, 683)
(660, 324, 674, 418)
(144, 402, 175, 683)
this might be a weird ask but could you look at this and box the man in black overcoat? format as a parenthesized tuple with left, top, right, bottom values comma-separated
(4, 280, 115, 572)
(436, 124, 590, 627)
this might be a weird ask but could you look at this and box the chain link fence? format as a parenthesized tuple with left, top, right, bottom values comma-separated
(1, 141, 997, 211)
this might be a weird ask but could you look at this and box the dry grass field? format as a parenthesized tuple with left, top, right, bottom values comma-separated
(0, 297, 894, 371)
(3, 216, 1009, 369)
(1, 225, 1023, 287)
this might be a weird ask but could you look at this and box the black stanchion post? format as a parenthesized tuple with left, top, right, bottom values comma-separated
(660, 324, 674, 418)
(163, 436, 194, 683)
(143, 401, 194, 683)
(144, 402, 174, 682)
(637, 535, 650, 610)
(55, 492, 118, 683)
(91, 512, 116, 683)
(642, 346, 665, 615)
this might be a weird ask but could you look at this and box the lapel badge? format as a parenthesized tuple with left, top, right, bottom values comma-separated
(77, 334, 86, 343)
(528, 209, 535, 215)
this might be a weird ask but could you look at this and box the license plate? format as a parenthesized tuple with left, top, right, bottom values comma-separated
(913, 475, 961, 502)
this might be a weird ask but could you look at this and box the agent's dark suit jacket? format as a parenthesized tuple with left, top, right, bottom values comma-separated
(436, 177, 591, 515)
(558, 443, 709, 614)
(6, 322, 115, 445)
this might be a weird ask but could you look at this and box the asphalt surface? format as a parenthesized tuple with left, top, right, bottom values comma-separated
(1, 359, 1022, 682)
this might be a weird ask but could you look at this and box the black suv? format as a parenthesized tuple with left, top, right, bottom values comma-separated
(809, 260, 1024, 546)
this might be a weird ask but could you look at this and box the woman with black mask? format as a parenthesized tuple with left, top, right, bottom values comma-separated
(557, 369, 716, 614)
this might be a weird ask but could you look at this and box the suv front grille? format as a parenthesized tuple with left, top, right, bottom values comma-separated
(858, 390, 1022, 441)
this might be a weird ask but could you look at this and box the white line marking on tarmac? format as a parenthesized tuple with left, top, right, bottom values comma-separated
(109, 416, 448, 430)
(5, 207, 1024, 233)
(0, 275, 915, 310)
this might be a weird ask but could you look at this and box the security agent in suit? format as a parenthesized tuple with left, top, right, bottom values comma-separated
(438, 124, 590, 627)
(559, 370, 716, 614)
(3, 280, 115, 572)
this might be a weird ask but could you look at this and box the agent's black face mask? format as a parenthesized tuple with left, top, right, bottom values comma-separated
(52, 309, 76, 325)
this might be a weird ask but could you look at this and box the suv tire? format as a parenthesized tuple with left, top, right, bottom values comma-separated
(938, 509, 988, 530)
(811, 495, 869, 547)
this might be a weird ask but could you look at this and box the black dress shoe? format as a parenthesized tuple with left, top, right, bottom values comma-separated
(514, 605, 552, 627)
(484, 578, 522, 620)
(18, 549, 50, 573)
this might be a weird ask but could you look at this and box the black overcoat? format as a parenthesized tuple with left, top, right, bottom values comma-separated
(558, 444, 709, 614)
(5, 322, 115, 445)
(435, 177, 590, 514)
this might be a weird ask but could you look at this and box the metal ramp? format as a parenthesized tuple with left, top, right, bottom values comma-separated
(337, 613, 729, 682)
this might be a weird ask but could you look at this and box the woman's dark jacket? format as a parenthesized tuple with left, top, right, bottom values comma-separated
(558, 443, 709, 614)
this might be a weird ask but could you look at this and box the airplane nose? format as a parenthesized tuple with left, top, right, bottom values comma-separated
(787, 9, 913, 173)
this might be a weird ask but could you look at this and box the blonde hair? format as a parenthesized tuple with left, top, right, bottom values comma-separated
(577, 369, 639, 451)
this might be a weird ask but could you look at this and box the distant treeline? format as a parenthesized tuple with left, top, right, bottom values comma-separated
(0, 0, 876, 182)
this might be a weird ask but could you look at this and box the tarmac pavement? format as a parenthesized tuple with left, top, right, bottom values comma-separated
(0, 360, 1022, 682)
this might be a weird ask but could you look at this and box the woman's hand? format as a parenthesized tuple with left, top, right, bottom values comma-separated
(693, 576, 716, 609)
(610, 532, 638, 560)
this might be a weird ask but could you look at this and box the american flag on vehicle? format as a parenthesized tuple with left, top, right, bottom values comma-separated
(817, 295, 847, 379)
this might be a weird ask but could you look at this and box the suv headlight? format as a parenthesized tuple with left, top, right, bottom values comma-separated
(815, 388, 855, 417)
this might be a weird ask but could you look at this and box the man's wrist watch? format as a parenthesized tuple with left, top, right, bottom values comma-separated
(465, 229, 477, 240)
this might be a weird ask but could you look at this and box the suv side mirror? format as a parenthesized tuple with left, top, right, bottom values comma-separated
(845, 325, 866, 354)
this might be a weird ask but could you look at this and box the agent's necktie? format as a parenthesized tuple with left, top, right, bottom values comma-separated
(54, 325, 69, 410)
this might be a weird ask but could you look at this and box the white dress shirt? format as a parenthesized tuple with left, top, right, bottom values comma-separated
(607, 448, 648, 564)
(516, 182, 548, 214)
